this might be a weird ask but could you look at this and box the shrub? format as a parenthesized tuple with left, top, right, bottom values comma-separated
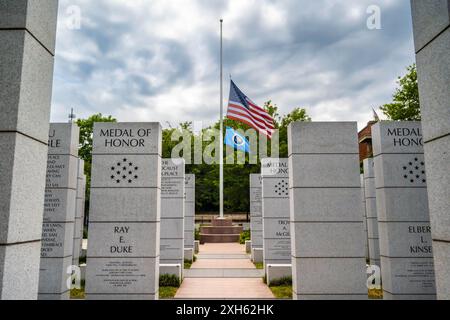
(159, 274, 181, 287)
(269, 276, 292, 287)
(239, 230, 251, 244)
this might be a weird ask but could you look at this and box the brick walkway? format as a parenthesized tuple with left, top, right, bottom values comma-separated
(175, 243, 274, 299)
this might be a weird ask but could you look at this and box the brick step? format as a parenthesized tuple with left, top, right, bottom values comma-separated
(211, 218, 234, 227)
(200, 234, 240, 244)
(200, 226, 243, 234)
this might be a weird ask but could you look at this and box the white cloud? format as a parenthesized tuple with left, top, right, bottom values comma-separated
(51, 0, 415, 130)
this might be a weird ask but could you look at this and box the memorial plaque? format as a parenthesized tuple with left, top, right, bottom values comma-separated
(261, 159, 291, 273)
(250, 174, 263, 262)
(363, 158, 380, 266)
(160, 159, 185, 269)
(288, 122, 367, 300)
(372, 121, 436, 299)
(184, 175, 195, 252)
(85, 123, 162, 300)
(38, 123, 79, 300)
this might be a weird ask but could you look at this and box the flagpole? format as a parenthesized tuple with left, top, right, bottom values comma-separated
(219, 19, 224, 219)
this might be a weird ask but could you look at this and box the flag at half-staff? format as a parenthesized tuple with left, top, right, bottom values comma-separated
(226, 80, 275, 139)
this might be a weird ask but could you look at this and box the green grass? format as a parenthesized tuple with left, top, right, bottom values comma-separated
(159, 274, 181, 287)
(253, 262, 264, 269)
(368, 288, 383, 299)
(70, 280, 86, 299)
(239, 230, 251, 244)
(184, 260, 193, 269)
(268, 276, 292, 287)
(70, 288, 85, 299)
(269, 285, 292, 299)
(159, 286, 179, 299)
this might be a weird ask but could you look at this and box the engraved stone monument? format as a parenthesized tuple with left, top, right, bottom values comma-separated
(160, 159, 185, 273)
(288, 122, 367, 300)
(85, 123, 162, 300)
(372, 121, 436, 299)
(250, 174, 263, 263)
(38, 123, 79, 300)
(363, 158, 380, 266)
(261, 159, 291, 273)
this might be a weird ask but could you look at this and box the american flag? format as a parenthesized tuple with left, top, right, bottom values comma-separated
(226, 80, 275, 139)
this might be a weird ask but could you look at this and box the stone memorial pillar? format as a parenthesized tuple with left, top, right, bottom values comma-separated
(372, 121, 436, 299)
(184, 174, 195, 261)
(72, 159, 86, 266)
(85, 123, 162, 300)
(411, 0, 450, 300)
(261, 159, 291, 272)
(360, 174, 369, 262)
(38, 123, 79, 300)
(0, 0, 58, 300)
(288, 122, 367, 300)
(160, 159, 185, 274)
(250, 174, 263, 263)
(363, 158, 380, 266)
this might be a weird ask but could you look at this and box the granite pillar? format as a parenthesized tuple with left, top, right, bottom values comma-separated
(288, 122, 367, 300)
(0, 0, 59, 300)
(411, 0, 450, 300)
(85, 123, 162, 300)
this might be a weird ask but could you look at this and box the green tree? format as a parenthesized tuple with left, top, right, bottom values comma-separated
(380, 64, 421, 121)
(76, 113, 116, 212)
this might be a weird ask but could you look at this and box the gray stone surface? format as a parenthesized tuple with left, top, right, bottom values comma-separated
(0, 0, 59, 54)
(432, 241, 450, 299)
(361, 174, 369, 261)
(160, 264, 182, 280)
(292, 258, 367, 298)
(38, 124, 79, 300)
(160, 159, 185, 268)
(0, 242, 41, 300)
(412, 3, 450, 299)
(415, 26, 450, 142)
(424, 135, 450, 241)
(266, 264, 292, 285)
(250, 174, 263, 250)
(0, 1, 58, 299)
(372, 121, 436, 299)
(289, 122, 367, 300)
(0, 30, 55, 143)
(261, 158, 291, 272)
(363, 158, 380, 266)
(252, 248, 263, 263)
(411, 0, 450, 52)
(85, 123, 161, 300)
(184, 248, 194, 262)
(184, 174, 195, 249)
(0, 133, 47, 243)
(73, 159, 86, 265)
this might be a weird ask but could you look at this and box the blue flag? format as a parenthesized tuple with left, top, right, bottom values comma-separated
(225, 127, 251, 153)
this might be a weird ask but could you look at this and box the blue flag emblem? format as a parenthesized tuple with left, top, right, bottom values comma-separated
(225, 127, 251, 153)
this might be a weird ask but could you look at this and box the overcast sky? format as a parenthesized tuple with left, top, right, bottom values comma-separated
(51, 0, 416, 129)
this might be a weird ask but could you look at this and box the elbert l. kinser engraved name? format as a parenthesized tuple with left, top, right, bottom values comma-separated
(387, 127, 423, 147)
(409, 225, 433, 254)
(100, 128, 153, 148)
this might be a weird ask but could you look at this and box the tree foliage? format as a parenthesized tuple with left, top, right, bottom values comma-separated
(380, 64, 421, 121)
(76, 113, 116, 203)
(77, 104, 310, 214)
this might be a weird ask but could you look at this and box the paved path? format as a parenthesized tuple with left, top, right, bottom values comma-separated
(175, 243, 274, 299)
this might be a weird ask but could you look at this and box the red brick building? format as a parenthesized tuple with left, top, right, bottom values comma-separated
(358, 121, 377, 162)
